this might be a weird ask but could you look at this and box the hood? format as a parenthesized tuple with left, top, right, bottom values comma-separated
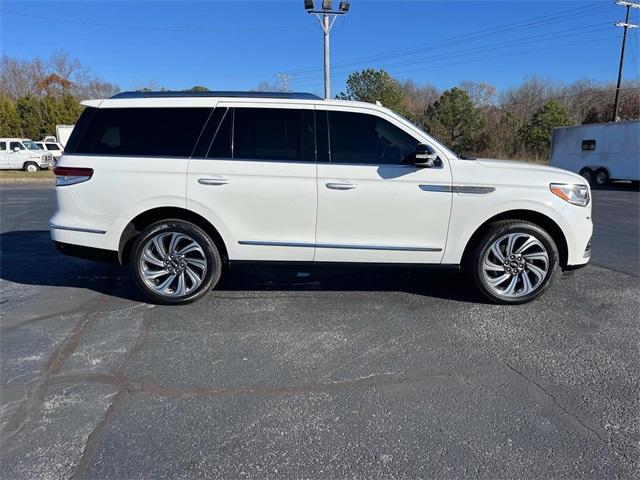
(473, 158, 587, 184)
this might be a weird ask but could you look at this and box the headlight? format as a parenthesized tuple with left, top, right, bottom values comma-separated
(550, 183, 590, 207)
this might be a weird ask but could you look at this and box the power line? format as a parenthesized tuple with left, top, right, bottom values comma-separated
(285, 2, 613, 76)
(290, 22, 612, 82)
(291, 34, 623, 89)
(0, 9, 314, 33)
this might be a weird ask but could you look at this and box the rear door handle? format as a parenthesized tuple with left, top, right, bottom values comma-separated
(198, 176, 229, 186)
(326, 182, 357, 190)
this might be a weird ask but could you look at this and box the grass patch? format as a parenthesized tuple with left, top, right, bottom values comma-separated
(0, 169, 55, 182)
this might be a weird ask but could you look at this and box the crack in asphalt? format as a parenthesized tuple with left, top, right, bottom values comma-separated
(501, 360, 635, 460)
(69, 389, 126, 480)
(1, 283, 117, 440)
(45, 370, 470, 400)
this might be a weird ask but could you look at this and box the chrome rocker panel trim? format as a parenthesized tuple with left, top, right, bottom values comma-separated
(49, 223, 107, 234)
(239, 240, 442, 252)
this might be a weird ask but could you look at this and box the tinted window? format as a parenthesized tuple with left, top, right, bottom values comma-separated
(10, 142, 24, 151)
(316, 110, 329, 162)
(234, 108, 305, 161)
(46, 144, 59, 151)
(0, 142, 6, 151)
(328, 111, 419, 165)
(65, 107, 96, 153)
(582, 139, 596, 151)
(66, 107, 211, 157)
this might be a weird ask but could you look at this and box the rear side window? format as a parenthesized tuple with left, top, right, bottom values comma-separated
(234, 108, 306, 162)
(582, 139, 596, 151)
(66, 107, 211, 157)
(0, 142, 6, 151)
(328, 111, 419, 165)
(45, 144, 59, 151)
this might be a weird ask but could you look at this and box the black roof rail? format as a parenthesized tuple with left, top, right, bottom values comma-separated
(110, 91, 323, 100)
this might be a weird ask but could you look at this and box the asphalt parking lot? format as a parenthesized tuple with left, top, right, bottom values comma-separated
(1, 183, 638, 479)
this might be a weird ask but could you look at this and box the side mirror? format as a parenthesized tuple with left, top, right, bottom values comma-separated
(13, 147, 20, 152)
(414, 144, 440, 168)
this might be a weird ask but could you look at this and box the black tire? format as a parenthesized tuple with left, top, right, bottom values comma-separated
(579, 167, 593, 185)
(468, 220, 559, 305)
(594, 168, 609, 186)
(23, 162, 39, 172)
(129, 219, 222, 305)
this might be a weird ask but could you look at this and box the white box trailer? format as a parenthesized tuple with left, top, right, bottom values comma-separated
(550, 120, 639, 186)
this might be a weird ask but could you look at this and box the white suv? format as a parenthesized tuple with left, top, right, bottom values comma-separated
(50, 91, 592, 305)
(36, 141, 64, 160)
(0, 138, 55, 171)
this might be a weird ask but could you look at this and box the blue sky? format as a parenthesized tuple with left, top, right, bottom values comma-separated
(1, 0, 639, 96)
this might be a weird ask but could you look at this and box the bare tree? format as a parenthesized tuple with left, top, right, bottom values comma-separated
(459, 80, 496, 107)
(399, 80, 439, 121)
(0, 54, 46, 99)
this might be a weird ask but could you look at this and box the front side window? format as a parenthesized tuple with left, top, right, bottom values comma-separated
(233, 108, 306, 162)
(9, 142, 24, 151)
(23, 140, 42, 150)
(65, 107, 211, 157)
(328, 111, 420, 165)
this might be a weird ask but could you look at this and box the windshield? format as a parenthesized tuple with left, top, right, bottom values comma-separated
(23, 141, 42, 150)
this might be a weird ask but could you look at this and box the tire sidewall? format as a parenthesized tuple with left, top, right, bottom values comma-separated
(579, 168, 592, 185)
(130, 220, 221, 305)
(24, 162, 39, 172)
(472, 221, 559, 305)
(595, 169, 609, 186)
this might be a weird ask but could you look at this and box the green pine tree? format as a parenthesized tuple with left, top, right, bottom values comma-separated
(520, 99, 571, 159)
(422, 87, 484, 155)
(337, 69, 408, 116)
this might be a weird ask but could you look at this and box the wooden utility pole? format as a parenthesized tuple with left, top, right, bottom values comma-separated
(613, 1, 639, 122)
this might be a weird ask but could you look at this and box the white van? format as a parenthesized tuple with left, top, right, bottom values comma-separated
(550, 121, 640, 186)
(50, 91, 593, 305)
(0, 138, 56, 171)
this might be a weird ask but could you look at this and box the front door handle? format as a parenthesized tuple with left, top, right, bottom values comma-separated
(326, 182, 357, 190)
(198, 176, 229, 186)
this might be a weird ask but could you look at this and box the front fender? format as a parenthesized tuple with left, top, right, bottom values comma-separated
(441, 186, 589, 265)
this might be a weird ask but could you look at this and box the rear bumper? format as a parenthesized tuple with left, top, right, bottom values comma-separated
(53, 241, 120, 265)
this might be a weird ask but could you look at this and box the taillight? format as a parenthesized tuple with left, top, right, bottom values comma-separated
(53, 167, 93, 186)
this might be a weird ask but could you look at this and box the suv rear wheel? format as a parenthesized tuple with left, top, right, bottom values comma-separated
(469, 220, 559, 304)
(130, 219, 222, 305)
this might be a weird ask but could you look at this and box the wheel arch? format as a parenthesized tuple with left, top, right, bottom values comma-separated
(118, 207, 229, 265)
(461, 209, 569, 268)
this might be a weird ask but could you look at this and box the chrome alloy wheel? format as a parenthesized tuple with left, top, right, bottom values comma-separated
(139, 232, 208, 297)
(482, 233, 549, 298)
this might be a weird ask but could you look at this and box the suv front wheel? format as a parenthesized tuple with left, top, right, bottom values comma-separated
(469, 220, 559, 304)
(130, 220, 222, 305)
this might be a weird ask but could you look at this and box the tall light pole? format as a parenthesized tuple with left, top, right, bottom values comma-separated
(612, 1, 639, 122)
(305, 1, 350, 99)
